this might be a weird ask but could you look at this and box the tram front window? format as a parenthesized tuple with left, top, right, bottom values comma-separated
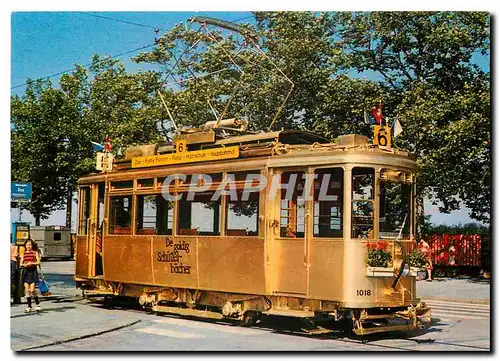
(379, 170, 411, 238)
(351, 167, 374, 238)
(314, 168, 343, 238)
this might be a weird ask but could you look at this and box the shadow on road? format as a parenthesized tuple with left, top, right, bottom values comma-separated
(11, 306, 77, 318)
(43, 273, 75, 289)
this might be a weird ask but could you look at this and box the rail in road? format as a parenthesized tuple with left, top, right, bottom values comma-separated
(115, 299, 491, 351)
(24, 298, 490, 351)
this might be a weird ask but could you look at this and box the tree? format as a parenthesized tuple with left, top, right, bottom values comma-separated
(11, 80, 70, 224)
(134, 12, 383, 136)
(11, 56, 166, 226)
(327, 11, 490, 224)
(134, 11, 490, 224)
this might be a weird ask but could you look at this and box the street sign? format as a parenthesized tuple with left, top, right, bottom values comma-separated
(11, 182, 32, 200)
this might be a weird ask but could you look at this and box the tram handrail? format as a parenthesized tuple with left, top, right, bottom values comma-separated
(392, 213, 408, 289)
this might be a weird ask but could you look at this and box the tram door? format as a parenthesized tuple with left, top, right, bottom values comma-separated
(75, 183, 105, 278)
(271, 170, 309, 295)
(93, 183, 105, 276)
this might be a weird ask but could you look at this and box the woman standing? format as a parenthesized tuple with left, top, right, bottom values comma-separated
(20, 239, 41, 313)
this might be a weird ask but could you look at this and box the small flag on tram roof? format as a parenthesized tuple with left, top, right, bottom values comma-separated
(392, 117, 403, 137)
(364, 110, 377, 125)
(91, 141, 104, 152)
(371, 101, 382, 125)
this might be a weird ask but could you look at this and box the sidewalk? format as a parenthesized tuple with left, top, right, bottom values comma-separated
(417, 277, 490, 304)
(11, 298, 141, 351)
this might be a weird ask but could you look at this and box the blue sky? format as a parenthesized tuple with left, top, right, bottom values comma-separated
(11, 11, 253, 94)
(10, 11, 489, 229)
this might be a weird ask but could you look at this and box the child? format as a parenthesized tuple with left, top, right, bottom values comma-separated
(20, 239, 41, 313)
(418, 239, 433, 282)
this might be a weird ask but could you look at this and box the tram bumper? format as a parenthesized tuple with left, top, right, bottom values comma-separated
(353, 302, 431, 336)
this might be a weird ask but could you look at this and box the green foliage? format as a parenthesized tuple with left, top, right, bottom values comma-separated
(330, 11, 490, 224)
(11, 80, 71, 223)
(422, 218, 489, 237)
(11, 56, 166, 221)
(408, 249, 427, 268)
(11, 11, 490, 225)
(133, 12, 384, 136)
(367, 249, 392, 268)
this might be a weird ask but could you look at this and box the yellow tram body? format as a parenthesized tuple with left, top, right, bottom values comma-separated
(75, 129, 431, 335)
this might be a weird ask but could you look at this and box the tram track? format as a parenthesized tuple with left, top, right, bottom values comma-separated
(82, 299, 488, 351)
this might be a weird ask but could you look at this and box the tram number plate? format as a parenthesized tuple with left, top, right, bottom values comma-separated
(356, 289, 372, 296)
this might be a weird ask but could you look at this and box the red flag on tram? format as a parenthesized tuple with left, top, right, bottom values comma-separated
(371, 101, 383, 125)
(104, 136, 112, 152)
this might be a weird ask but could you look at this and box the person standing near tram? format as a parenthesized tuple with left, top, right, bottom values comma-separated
(11, 242, 18, 297)
(418, 239, 433, 282)
(20, 239, 42, 312)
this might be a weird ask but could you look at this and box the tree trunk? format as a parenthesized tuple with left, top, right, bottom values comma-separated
(65, 186, 73, 230)
(35, 215, 41, 226)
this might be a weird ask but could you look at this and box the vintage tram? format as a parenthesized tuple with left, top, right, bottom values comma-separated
(75, 125, 431, 335)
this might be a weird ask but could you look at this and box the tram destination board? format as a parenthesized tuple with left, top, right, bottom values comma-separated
(132, 146, 239, 168)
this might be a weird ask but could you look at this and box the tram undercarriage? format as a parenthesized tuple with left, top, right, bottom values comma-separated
(77, 279, 431, 336)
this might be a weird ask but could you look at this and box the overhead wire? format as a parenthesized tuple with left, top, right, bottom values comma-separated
(11, 43, 156, 90)
(12, 12, 179, 91)
(12, 13, 254, 91)
(75, 11, 168, 31)
(232, 15, 254, 23)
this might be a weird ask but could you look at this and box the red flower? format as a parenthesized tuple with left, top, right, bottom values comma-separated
(377, 241, 389, 250)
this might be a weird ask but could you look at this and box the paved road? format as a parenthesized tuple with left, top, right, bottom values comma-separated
(36, 298, 490, 351)
(13, 261, 490, 351)
(417, 278, 490, 302)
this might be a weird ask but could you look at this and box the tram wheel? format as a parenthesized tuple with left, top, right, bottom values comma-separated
(342, 317, 354, 338)
(104, 296, 116, 309)
(240, 311, 259, 327)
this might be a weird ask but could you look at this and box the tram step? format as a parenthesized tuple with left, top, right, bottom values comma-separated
(262, 309, 315, 318)
(83, 290, 115, 296)
(151, 305, 224, 320)
(360, 313, 410, 321)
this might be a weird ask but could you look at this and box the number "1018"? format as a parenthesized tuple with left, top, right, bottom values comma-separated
(356, 289, 372, 296)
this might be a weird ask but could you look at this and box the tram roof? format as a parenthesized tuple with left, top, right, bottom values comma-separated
(80, 130, 415, 182)
(214, 130, 331, 146)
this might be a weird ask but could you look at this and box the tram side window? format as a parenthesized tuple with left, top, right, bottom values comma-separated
(78, 187, 91, 235)
(177, 192, 221, 236)
(314, 168, 343, 238)
(109, 195, 132, 235)
(226, 191, 259, 236)
(352, 167, 374, 239)
(280, 171, 306, 238)
(136, 195, 173, 235)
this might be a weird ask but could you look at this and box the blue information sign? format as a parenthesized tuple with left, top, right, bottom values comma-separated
(11, 182, 32, 200)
